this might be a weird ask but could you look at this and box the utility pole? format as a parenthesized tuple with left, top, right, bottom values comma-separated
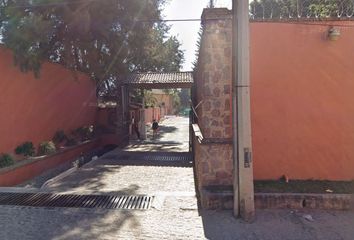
(232, 0, 255, 221)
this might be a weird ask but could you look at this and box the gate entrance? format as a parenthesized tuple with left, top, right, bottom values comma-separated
(116, 72, 193, 151)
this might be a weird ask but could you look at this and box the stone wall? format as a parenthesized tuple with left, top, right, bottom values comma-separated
(193, 8, 234, 193)
(195, 9, 233, 139)
(194, 142, 233, 187)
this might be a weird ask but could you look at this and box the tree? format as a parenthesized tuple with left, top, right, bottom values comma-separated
(178, 88, 190, 108)
(249, 0, 349, 19)
(0, 0, 183, 82)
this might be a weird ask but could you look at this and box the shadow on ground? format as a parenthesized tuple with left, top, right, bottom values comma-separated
(126, 141, 186, 152)
(200, 209, 354, 240)
(100, 151, 193, 168)
(46, 163, 140, 195)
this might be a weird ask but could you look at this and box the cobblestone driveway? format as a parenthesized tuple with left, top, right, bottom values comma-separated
(0, 204, 353, 240)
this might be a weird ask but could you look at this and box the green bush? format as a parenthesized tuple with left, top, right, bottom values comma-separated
(38, 141, 56, 156)
(0, 154, 14, 168)
(52, 130, 67, 144)
(15, 142, 35, 157)
(72, 126, 94, 141)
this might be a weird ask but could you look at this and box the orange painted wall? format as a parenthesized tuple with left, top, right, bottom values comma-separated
(144, 107, 163, 124)
(153, 93, 174, 115)
(251, 22, 354, 180)
(0, 47, 98, 154)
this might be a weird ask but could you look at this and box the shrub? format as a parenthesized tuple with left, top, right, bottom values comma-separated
(15, 142, 35, 157)
(0, 154, 14, 168)
(72, 126, 94, 141)
(52, 130, 67, 144)
(38, 141, 56, 156)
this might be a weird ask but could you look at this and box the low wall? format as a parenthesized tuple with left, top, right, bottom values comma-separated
(0, 138, 105, 186)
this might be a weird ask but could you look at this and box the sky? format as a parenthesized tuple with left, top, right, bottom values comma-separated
(162, 0, 232, 71)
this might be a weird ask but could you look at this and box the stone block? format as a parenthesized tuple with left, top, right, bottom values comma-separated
(211, 109, 220, 117)
(224, 85, 231, 94)
(212, 130, 222, 138)
(224, 98, 231, 110)
(204, 101, 211, 111)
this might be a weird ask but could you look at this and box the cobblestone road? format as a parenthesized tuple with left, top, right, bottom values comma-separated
(0, 204, 353, 240)
(128, 116, 190, 152)
(0, 116, 353, 239)
(45, 116, 193, 195)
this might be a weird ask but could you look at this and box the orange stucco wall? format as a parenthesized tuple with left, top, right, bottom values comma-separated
(144, 107, 163, 124)
(251, 22, 354, 180)
(153, 93, 174, 115)
(0, 47, 97, 154)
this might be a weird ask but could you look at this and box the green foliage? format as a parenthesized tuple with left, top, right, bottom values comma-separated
(38, 141, 56, 156)
(250, 0, 345, 19)
(144, 90, 158, 108)
(0, 154, 14, 168)
(72, 126, 94, 142)
(192, 26, 204, 71)
(178, 89, 191, 109)
(172, 91, 181, 114)
(52, 130, 67, 144)
(15, 142, 35, 157)
(0, 0, 184, 81)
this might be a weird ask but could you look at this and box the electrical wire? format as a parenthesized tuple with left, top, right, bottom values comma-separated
(3, 0, 354, 27)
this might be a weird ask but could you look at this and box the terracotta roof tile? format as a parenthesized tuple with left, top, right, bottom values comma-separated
(123, 72, 193, 85)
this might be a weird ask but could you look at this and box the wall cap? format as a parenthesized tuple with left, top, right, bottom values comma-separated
(201, 8, 232, 24)
(192, 124, 232, 145)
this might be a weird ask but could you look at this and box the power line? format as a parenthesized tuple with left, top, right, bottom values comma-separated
(4, 1, 354, 27)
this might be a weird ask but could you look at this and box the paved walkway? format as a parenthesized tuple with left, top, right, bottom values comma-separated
(42, 116, 192, 195)
(0, 205, 353, 240)
(128, 116, 190, 152)
(0, 116, 353, 239)
(45, 151, 195, 195)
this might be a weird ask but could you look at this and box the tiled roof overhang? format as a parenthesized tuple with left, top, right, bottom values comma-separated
(122, 72, 193, 89)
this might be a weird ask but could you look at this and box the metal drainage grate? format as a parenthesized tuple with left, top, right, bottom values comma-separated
(140, 154, 192, 162)
(0, 193, 153, 210)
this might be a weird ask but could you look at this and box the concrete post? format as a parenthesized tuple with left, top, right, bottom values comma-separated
(232, 0, 255, 221)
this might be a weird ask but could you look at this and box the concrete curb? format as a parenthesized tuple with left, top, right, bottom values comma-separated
(201, 188, 353, 210)
(255, 193, 353, 210)
(0, 187, 46, 193)
(41, 155, 100, 189)
(41, 167, 77, 189)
